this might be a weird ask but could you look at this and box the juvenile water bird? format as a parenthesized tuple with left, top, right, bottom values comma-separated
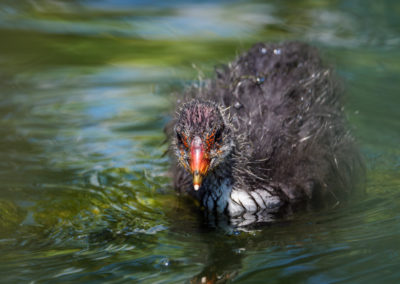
(168, 42, 364, 225)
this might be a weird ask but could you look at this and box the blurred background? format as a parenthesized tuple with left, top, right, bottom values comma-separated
(0, 0, 399, 283)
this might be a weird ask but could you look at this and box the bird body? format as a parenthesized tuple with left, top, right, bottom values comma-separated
(169, 42, 364, 223)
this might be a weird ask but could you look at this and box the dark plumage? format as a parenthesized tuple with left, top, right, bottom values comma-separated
(168, 42, 364, 225)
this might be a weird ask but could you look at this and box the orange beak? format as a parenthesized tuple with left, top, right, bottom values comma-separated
(190, 136, 210, 190)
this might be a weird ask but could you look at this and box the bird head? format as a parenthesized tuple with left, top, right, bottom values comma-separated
(173, 100, 234, 190)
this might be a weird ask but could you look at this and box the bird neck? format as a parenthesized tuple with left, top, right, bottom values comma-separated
(200, 154, 235, 213)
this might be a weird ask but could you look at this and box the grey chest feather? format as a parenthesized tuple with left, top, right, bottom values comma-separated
(201, 178, 282, 216)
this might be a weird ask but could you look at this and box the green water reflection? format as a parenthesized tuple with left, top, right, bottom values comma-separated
(0, 0, 399, 283)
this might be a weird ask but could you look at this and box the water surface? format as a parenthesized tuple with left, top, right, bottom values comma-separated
(0, 0, 399, 283)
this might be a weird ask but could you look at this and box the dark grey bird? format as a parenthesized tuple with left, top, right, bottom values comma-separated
(168, 42, 364, 225)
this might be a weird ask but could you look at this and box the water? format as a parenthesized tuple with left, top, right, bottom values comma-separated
(0, 0, 399, 283)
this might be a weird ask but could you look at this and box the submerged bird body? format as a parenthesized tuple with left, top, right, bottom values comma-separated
(169, 42, 364, 223)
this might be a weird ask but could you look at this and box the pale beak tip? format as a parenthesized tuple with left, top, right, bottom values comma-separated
(194, 184, 200, 191)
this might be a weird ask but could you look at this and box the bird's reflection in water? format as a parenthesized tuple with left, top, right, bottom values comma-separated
(170, 196, 311, 284)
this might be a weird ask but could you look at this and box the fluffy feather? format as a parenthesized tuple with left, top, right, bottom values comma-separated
(167, 42, 364, 222)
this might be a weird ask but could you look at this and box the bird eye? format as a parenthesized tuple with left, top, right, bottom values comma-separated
(176, 132, 189, 148)
(215, 127, 223, 142)
(176, 132, 182, 143)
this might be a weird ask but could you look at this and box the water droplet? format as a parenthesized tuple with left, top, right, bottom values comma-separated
(160, 258, 170, 267)
(89, 172, 100, 187)
(234, 247, 246, 254)
(234, 101, 242, 109)
(256, 77, 265, 84)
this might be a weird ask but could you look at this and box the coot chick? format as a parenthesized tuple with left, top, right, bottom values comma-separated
(168, 42, 364, 222)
